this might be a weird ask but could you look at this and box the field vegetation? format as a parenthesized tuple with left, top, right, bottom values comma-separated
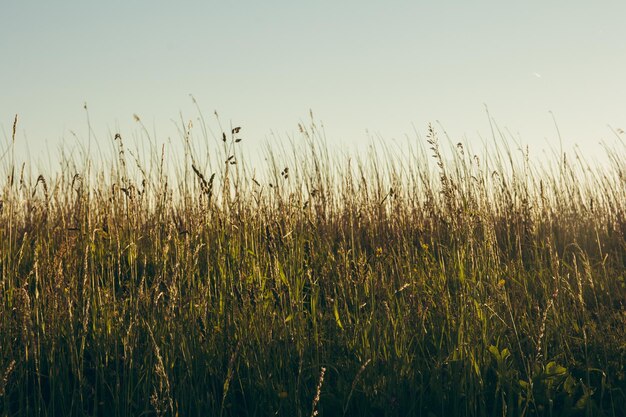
(1, 113, 625, 416)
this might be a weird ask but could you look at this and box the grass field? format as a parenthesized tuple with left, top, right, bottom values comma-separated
(1, 114, 625, 416)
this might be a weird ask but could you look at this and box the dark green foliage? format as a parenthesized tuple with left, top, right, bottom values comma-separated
(0, 119, 624, 416)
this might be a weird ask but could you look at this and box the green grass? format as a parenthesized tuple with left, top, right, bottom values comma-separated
(1, 113, 625, 416)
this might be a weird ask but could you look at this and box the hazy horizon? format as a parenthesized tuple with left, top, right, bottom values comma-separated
(2, 1, 625, 169)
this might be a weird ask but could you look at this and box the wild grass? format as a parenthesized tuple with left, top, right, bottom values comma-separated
(0, 112, 625, 416)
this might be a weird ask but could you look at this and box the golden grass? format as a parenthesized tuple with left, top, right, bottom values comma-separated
(0, 113, 625, 416)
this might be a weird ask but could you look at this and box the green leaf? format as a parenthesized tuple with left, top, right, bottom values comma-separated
(488, 345, 501, 361)
(546, 361, 567, 376)
(333, 302, 344, 330)
(564, 375, 577, 395)
(500, 348, 510, 360)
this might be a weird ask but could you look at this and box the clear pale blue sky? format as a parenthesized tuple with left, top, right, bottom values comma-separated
(2, 1, 625, 166)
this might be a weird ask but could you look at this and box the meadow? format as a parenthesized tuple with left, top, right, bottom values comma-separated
(1, 113, 625, 416)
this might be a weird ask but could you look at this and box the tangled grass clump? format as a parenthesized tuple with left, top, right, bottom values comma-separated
(1, 113, 625, 416)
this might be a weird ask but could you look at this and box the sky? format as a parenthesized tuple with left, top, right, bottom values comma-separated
(1, 1, 625, 169)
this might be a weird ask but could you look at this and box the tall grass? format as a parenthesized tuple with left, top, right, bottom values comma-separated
(1, 113, 625, 416)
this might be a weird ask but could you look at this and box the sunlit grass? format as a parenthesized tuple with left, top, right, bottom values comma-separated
(1, 113, 625, 416)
